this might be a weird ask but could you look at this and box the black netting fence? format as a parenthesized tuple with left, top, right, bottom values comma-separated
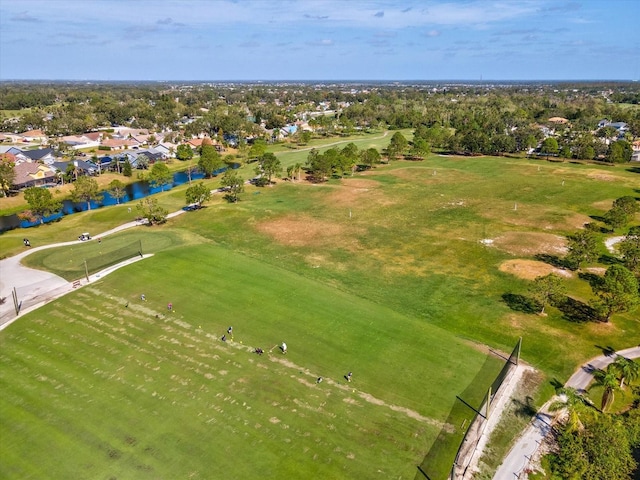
(416, 338, 521, 480)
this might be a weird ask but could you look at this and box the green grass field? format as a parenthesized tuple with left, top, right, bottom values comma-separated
(1, 244, 503, 479)
(2, 152, 639, 478)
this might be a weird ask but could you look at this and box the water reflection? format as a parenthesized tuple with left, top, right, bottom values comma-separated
(0, 165, 233, 232)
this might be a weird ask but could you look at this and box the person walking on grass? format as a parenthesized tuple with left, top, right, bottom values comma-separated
(281, 342, 287, 354)
(346, 372, 352, 382)
(167, 302, 173, 312)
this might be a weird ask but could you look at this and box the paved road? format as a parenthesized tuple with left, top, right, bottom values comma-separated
(493, 345, 640, 479)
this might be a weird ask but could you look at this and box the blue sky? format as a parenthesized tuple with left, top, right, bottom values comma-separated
(0, 0, 638, 81)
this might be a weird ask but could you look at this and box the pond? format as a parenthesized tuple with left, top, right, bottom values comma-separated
(0, 165, 234, 233)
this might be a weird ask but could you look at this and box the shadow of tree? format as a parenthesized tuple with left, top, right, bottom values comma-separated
(534, 253, 569, 269)
(626, 167, 640, 174)
(511, 396, 538, 418)
(589, 214, 608, 223)
(578, 272, 602, 288)
(502, 293, 538, 314)
(598, 254, 622, 266)
(557, 297, 597, 323)
(594, 345, 616, 357)
(550, 378, 564, 391)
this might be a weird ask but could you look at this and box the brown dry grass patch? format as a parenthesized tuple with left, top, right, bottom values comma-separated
(492, 232, 567, 256)
(256, 214, 362, 250)
(325, 178, 396, 207)
(499, 259, 572, 281)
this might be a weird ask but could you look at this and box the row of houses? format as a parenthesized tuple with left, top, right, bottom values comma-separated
(0, 143, 180, 190)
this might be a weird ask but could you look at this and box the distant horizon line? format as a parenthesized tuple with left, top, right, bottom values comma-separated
(1, 78, 638, 84)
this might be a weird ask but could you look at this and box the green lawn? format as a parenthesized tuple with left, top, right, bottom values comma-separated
(0, 244, 502, 479)
(2, 153, 639, 478)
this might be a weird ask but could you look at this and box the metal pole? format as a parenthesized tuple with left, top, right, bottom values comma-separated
(516, 337, 522, 366)
(84, 260, 89, 282)
(13, 287, 19, 315)
(139, 239, 143, 257)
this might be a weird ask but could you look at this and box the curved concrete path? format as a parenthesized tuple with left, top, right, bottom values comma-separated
(493, 345, 640, 479)
(0, 210, 186, 329)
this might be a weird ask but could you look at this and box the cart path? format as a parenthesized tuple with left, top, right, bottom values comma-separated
(0, 210, 185, 328)
(493, 345, 640, 480)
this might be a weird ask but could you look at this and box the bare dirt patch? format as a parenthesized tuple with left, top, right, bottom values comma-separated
(499, 260, 573, 281)
(492, 232, 567, 256)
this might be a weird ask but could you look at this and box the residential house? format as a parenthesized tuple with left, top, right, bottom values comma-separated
(154, 142, 177, 158)
(61, 134, 101, 150)
(51, 160, 98, 177)
(12, 162, 57, 189)
(101, 138, 139, 150)
(19, 129, 48, 143)
(19, 148, 56, 165)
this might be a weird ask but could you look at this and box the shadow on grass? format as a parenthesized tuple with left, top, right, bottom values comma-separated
(557, 297, 597, 323)
(550, 378, 564, 391)
(594, 345, 617, 357)
(578, 272, 601, 288)
(534, 253, 569, 269)
(598, 254, 622, 266)
(626, 166, 640, 174)
(502, 293, 538, 314)
(511, 396, 538, 418)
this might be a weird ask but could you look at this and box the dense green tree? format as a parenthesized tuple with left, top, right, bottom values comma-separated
(185, 182, 211, 208)
(255, 152, 282, 184)
(604, 196, 638, 229)
(606, 139, 632, 163)
(590, 265, 639, 322)
(22, 187, 62, 224)
(548, 387, 589, 433)
(552, 415, 636, 480)
(610, 356, 640, 389)
(107, 179, 126, 204)
(619, 227, 640, 275)
(176, 144, 194, 161)
(248, 139, 267, 161)
(386, 132, 408, 160)
(360, 147, 381, 168)
(136, 197, 168, 225)
(71, 176, 100, 210)
(592, 366, 621, 411)
(565, 229, 599, 269)
(614, 196, 639, 215)
(529, 273, 566, 315)
(410, 138, 431, 158)
(306, 148, 333, 181)
(540, 137, 559, 158)
(148, 162, 173, 191)
(122, 159, 132, 177)
(220, 169, 244, 203)
(198, 144, 223, 178)
(0, 160, 16, 196)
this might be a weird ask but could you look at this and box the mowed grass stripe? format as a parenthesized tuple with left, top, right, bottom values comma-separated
(1, 244, 501, 479)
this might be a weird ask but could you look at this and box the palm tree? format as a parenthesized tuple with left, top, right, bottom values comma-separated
(549, 387, 589, 432)
(591, 366, 621, 412)
(610, 356, 640, 388)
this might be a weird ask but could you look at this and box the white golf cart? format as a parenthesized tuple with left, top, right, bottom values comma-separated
(78, 232, 91, 241)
